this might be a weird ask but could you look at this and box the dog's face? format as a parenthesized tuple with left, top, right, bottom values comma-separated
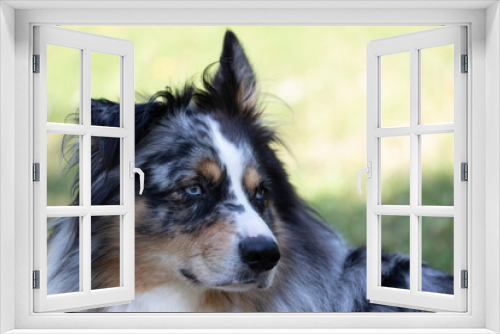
(130, 31, 286, 292)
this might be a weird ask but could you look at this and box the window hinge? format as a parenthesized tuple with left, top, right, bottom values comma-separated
(461, 270, 468, 289)
(33, 54, 40, 73)
(461, 162, 468, 181)
(461, 54, 468, 73)
(33, 163, 40, 182)
(33, 270, 40, 289)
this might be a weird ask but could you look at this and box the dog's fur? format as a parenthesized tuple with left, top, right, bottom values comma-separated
(48, 31, 454, 312)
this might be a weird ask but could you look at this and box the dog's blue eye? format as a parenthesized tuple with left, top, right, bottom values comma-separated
(255, 187, 268, 201)
(185, 185, 203, 196)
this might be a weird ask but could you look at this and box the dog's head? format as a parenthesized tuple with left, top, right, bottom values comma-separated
(91, 31, 299, 293)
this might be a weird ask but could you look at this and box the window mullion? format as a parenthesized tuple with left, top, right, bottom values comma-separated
(81, 48, 92, 294)
(372, 205, 454, 217)
(409, 47, 420, 294)
(82, 214, 91, 293)
(121, 52, 135, 295)
(45, 123, 130, 138)
(78, 49, 84, 293)
(82, 48, 91, 207)
(372, 124, 454, 138)
(45, 206, 128, 217)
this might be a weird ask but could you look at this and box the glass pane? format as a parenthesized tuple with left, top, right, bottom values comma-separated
(381, 215, 410, 290)
(47, 134, 79, 206)
(421, 133, 454, 206)
(380, 52, 410, 127)
(421, 45, 454, 124)
(381, 136, 410, 205)
(91, 216, 121, 290)
(421, 217, 454, 295)
(91, 136, 121, 205)
(47, 217, 80, 295)
(91, 52, 121, 127)
(47, 44, 80, 124)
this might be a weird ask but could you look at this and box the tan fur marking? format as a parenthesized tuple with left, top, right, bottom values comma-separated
(90, 199, 174, 292)
(197, 290, 232, 312)
(91, 216, 121, 290)
(245, 89, 259, 113)
(198, 219, 236, 264)
(198, 160, 222, 183)
(244, 167, 261, 191)
(133, 198, 178, 293)
(134, 236, 178, 293)
(237, 82, 259, 113)
(134, 209, 238, 294)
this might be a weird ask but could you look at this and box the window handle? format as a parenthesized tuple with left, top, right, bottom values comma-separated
(357, 162, 372, 195)
(129, 162, 145, 195)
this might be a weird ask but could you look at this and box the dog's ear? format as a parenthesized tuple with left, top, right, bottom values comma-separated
(91, 98, 163, 170)
(90, 99, 121, 171)
(212, 30, 258, 114)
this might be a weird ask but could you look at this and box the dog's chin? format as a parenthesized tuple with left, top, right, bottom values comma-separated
(213, 281, 259, 292)
(180, 267, 277, 292)
(209, 269, 277, 292)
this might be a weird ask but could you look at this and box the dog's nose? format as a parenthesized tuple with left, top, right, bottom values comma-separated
(239, 236, 280, 273)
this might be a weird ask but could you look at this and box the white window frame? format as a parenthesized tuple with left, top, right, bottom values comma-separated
(33, 25, 136, 312)
(0, 1, 499, 333)
(366, 26, 467, 312)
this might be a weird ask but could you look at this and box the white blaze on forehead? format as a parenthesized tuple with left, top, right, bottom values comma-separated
(208, 119, 276, 241)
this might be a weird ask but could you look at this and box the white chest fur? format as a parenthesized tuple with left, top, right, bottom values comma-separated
(104, 283, 212, 312)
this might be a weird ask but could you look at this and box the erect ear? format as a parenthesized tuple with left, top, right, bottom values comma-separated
(212, 30, 258, 113)
(90, 98, 163, 171)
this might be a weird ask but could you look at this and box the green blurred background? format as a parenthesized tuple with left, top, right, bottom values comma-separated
(47, 26, 455, 275)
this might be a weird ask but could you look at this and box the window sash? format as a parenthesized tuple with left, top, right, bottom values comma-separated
(366, 26, 468, 312)
(32, 25, 136, 313)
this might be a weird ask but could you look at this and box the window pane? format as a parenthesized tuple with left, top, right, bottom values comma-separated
(421, 217, 454, 295)
(91, 136, 121, 205)
(47, 44, 80, 124)
(421, 45, 454, 124)
(381, 215, 410, 290)
(47, 134, 79, 206)
(381, 136, 410, 205)
(421, 133, 454, 206)
(91, 52, 121, 127)
(47, 217, 80, 295)
(91, 216, 121, 290)
(380, 52, 410, 127)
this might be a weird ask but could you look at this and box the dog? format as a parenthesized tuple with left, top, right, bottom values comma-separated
(47, 30, 454, 312)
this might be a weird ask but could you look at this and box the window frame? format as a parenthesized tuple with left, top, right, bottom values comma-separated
(0, 2, 497, 333)
(366, 26, 468, 312)
(33, 25, 136, 312)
